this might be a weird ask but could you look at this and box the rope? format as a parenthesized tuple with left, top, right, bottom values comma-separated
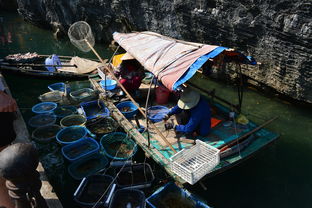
(231, 112, 241, 157)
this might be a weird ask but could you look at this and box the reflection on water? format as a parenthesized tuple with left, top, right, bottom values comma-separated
(2, 11, 312, 208)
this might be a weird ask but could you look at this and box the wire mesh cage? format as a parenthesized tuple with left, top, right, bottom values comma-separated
(170, 140, 220, 185)
(68, 21, 95, 52)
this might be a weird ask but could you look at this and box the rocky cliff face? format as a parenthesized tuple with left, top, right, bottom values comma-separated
(15, 0, 312, 103)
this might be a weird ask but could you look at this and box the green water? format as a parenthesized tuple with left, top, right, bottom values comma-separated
(1, 11, 312, 208)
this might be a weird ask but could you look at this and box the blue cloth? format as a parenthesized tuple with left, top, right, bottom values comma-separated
(172, 46, 228, 90)
(168, 98, 211, 136)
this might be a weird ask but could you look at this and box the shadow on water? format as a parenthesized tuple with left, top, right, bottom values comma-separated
(2, 11, 312, 208)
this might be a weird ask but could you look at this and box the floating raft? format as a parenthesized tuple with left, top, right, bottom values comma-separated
(90, 78, 279, 185)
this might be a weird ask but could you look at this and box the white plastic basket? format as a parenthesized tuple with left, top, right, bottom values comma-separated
(170, 140, 220, 185)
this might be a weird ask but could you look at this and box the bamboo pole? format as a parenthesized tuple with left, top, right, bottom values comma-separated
(219, 116, 278, 151)
(85, 40, 177, 153)
(0, 62, 77, 68)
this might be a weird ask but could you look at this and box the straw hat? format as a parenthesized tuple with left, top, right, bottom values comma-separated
(121, 52, 134, 60)
(177, 88, 200, 110)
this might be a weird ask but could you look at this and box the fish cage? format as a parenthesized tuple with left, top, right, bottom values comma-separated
(68, 153, 109, 180)
(86, 116, 118, 135)
(31, 124, 62, 143)
(100, 132, 137, 160)
(114, 163, 155, 189)
(61, 137, 99, 162)
(170, 140, 220, 185)
(80, 100, 110, 120)
(69, 88, 96, 103)
(146, 182, 210, 208)
(53, 106, 77, 118)
(109, 189, 146, 208)
(56, 125, 93, 145)
(73, 174, 116, 208)
(28, 113, 57, 128)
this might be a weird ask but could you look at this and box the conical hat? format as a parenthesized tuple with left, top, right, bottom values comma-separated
(177, 88, 200, 110)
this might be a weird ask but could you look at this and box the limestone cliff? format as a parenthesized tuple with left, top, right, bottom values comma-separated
(14, 0, 312, 103)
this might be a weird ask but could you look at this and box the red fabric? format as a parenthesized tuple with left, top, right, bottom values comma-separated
(120, 76, 142, 92)
(211, 117, 222, 128)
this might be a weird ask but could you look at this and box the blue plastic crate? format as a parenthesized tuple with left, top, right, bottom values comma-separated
(61, 137, 99, 162)
(68, 153, 109, 180)
(80, 100, 110, 120)
(146, 182, 211, 208)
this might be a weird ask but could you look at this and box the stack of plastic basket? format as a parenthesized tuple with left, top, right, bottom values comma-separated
(170, 140, 220, 185)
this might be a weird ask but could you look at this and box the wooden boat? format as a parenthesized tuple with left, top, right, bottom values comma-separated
(90, 31, 280, 185)
(0, 53, 103, 80)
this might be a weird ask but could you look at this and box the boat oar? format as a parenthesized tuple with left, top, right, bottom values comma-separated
(219, 116, 278, 152)
(0, 62, 77, 68)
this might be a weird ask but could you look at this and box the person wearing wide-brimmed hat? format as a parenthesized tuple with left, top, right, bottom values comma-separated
(164, 87, 211, 137)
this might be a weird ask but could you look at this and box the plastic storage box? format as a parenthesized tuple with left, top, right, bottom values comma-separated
(68, 153, 109, 180)
(61, 137, 99, 162)
(80, 100, 110, 120)
(115, 163, 155, 189)
(73, 174, 116, 208)
(146, 182, 211, 208)
(109, 189, 145, 208)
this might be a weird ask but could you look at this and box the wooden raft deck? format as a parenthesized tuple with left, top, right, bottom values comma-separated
(90, 79, 186, 184)
(0, 73, 63, 208)
(90, 77, 279, 185)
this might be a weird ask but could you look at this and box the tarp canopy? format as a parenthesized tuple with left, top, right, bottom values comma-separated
(113, 31, 255, 91)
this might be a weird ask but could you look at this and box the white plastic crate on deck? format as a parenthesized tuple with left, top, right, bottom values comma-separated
(170, 140, 220, 185)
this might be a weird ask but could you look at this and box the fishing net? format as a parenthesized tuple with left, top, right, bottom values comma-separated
(86, 116, 118, 135)
(100, 132, 137, 160)
(68, 21, 95, 52)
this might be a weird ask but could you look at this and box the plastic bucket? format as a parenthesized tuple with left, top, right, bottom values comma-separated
(61, 137, 99, 162)
(109, 189, 145, 208)
(116, 101, 138, 119)
(48, 82, 66, 92)
(100, 79, 117, 90)
(60, 114, 87, 128)
(155, 86, 170, 104)
(32, 102, 57, 114)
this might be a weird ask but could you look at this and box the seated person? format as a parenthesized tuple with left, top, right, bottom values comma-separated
(115, 57, 145, 93)
(164, 87, 211, 137)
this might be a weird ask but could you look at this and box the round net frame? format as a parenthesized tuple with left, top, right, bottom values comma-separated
(68, 21, 95, 52)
